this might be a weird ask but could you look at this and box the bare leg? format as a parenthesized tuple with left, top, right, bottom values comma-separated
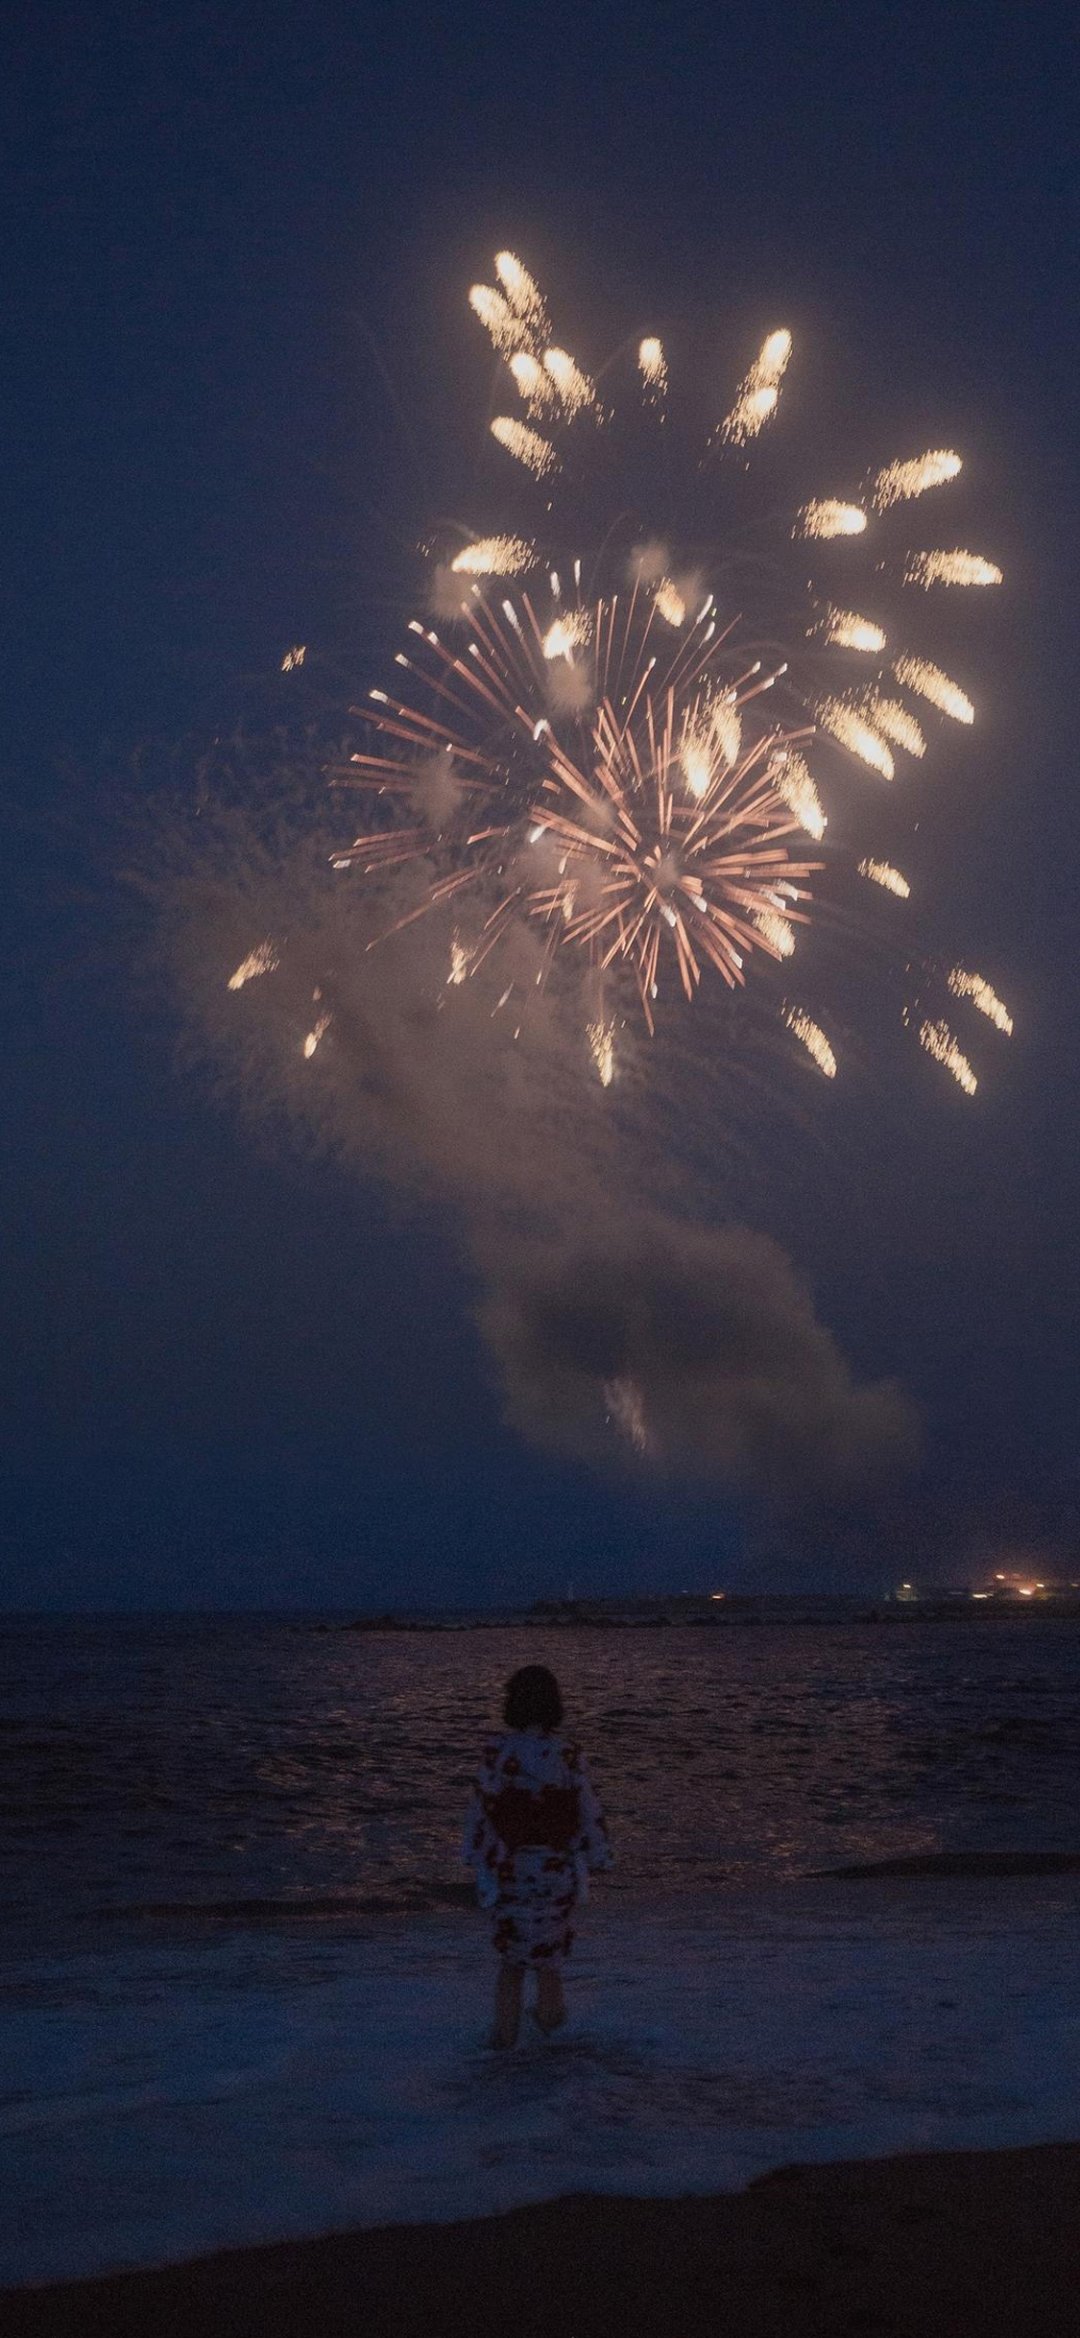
(534, 1964, 566, 2033)
(492, 1960, 524, 2049)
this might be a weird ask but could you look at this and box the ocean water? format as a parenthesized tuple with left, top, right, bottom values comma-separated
(3, 1612, 1080, 2284)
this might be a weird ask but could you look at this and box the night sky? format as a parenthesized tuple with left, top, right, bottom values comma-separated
(3, 1, 1078, 1610)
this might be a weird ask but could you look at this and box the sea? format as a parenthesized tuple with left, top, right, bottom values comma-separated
(4, 1609, 1080, 2285)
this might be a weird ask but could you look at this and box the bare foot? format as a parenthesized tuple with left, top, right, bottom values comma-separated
(535, 1969, 566, 2034)
(492, 1962, 524, 2049)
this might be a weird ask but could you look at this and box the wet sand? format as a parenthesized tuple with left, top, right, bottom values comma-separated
(2, 2140, 1077, 2337)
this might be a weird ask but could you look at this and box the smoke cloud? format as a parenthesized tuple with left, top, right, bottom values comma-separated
(152, 749, 919, 1521)
(478, 1213, 918, 1496)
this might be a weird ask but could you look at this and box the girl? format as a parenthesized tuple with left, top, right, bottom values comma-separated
(463, 1664, 612, 2049)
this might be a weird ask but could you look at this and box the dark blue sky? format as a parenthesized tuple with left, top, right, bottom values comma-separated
(2, 1, 1078, 1608)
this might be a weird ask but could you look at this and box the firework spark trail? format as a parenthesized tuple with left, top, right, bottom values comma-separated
(303, 1011, 332, 1059)
(638, 337, 667, 401)
(604, 1374, 650, 1452)
(872, 450, 962, 509)
(905, 550, 1003, 588)
(816, 607, 887, 652)
(796, 500, 867, 539)
(588, 1017, 616, 1085)
(894, 655, 974, 724)
(469, 283, 524, 358)
(491, 416, 559, 476)
(680, 726, 714, 800)
(448, 934, 474, 985)
(948, 967, 1013, 1034)
(859, 858, 911, 898)
(709, 697, 742, 766)
(721, 327, 792, 445)
(543, 346, 600, 417)
(786, 1007, 837, 1078)
(868, 697, 927, 757)
(493, 250, 549, 336)
(508, 351, 558, 414)
(754, 907, 796, 956)
(770, 751, 827, 839)
(228, 941, 280, 989)
(451, 536, 537, 576)
(542, 611, 592, 659)
(919, 1017, 977, 1093)
(815, 698, 895, 779)
(653, 579, 686, 626)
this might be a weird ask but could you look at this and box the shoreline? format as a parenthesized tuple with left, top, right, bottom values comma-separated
(3, 2142, 1077, 2336)
(333, 1604, 1080, 1630)
(6, 1879, 1080, 2292)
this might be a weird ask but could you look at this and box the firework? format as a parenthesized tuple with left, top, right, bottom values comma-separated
(653, 578, 687, 627)
(867, 696, 926, 757)
(228, 940, 279, 989)
(542, 611, 591, 659)
(451, 536, 537, 577)
(770, 750, 827, 839)
(816, 607, 887, 652)
(721, 327, 792, 445)
(638, 336, 667, 401)
(542, 346, 599, 417)
(796, 500, 867, 540)
(604, 1375, 650, 1452)
(893, 655, 974, 724)
(859, 858, 911, 899)
(508, 351, 558, 414)
(303, 249, 1007, 1098)
(588, 1017, 616, 1086)
(448, 934, 474, 986)
(491, 416, 559, 477)
(680, 727, 714, 800)
(754, 907, 796, 956)
(786, 1007, 837, 1078)
(815, 698, 895, 780)
(493, 250, 549, 336)
(948, 967, 1013, 1034)
(469, 283, 523, 358)
(904, 550, 1003, 588)
(303, 1011, 332, 1060)
(709, 697, 742, 767)
(334, 586, 823, 1035)
(872, 450, 962, 510)
(280, 645, 306, 672)
(919, 1017, 977, 1094)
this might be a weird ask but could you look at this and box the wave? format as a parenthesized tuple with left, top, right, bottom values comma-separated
(824, 1850, 1080, 1879)
(5, 1888, 1080, 2286)
(94, 1884, 477, 1926)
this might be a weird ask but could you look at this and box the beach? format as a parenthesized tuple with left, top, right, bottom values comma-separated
(4, 1879, 1080, 2294)
(6, 1619, 1080, 2316)
(3, 2143, 1078, 2336)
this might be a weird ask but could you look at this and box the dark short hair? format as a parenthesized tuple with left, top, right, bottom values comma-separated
(503, 1665, 564, 1731)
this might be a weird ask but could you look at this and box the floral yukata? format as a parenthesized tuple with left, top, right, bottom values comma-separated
(463, 1727, 612, 1965)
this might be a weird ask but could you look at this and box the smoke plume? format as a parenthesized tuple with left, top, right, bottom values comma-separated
(151, 751, 919, 1518)
(478, 1213, 918, 1495)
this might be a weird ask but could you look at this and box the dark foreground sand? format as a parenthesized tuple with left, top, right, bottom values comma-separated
(2, 2143, 1077, 2338)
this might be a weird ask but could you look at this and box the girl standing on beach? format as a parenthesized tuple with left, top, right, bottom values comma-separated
(463, 1665, 612, 2049)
